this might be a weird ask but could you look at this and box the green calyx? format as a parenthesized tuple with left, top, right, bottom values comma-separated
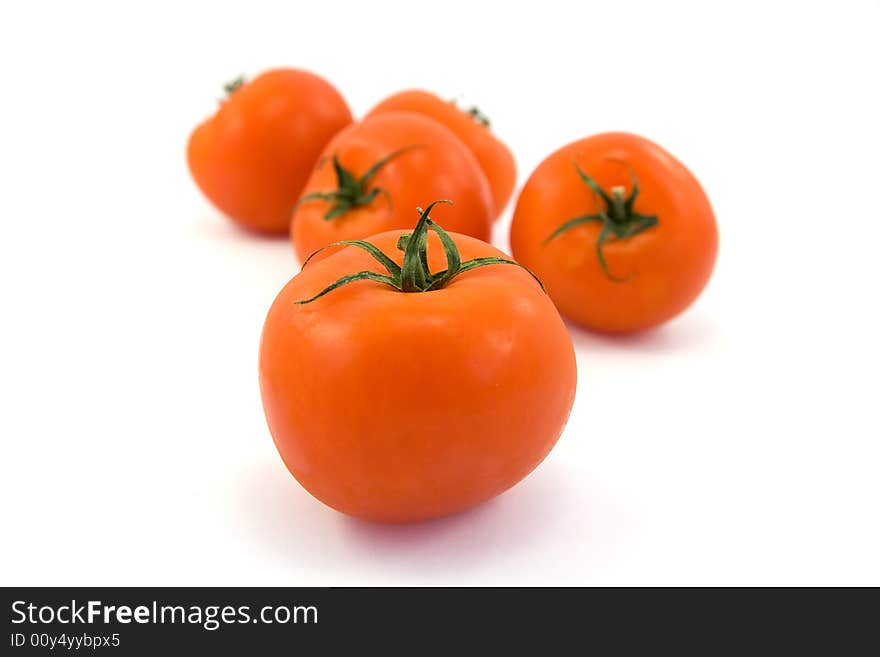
(297, 147, 417, 221)
(293, 200, 543, 304)
(223, 76, 245, 96)
(466, 105, 491, 127)
(544, 163, 659, 282)
(449, 97, 491, 127)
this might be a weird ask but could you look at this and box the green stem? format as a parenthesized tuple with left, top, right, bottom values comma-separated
(293, 201, 543, 304)
(544, 163, 659, 281)
(466, 106, 491, 127)
(223, 76, 245, 96)
(296, 147, 420, 221)
(448, 97, 492, 127)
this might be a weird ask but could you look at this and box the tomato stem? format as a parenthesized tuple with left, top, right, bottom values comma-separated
(544, 163, 658, 281)
(450, 97, 492, 127)
(293, 201, 543, 304)
(223, 76, 245, 96)
(296, 147, 420, 221)
(466, 106, 491, 127)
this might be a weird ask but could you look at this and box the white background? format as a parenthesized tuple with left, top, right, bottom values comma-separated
(1, 0, 878, 586)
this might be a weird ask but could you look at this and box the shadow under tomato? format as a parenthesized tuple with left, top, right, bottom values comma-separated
(565, 312, 721, 355)
(190, 213, 299, 286)
(235, 459, 585, 583)
(194, 213, 292, 244)
(340, 468, 581, 580)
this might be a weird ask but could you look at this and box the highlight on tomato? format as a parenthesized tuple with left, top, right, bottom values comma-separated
(367, 89, 516, 216)
(290, 112, 494, 263)
(510, 132, 718, 333)
(187, 68, 352, 235)
(261, 201, 577, 523)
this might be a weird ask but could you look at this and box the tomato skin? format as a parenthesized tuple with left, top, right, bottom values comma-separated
(367, 90, 517, 216)
(187, 69, 352, 235)
(291, 112, 493, 262)
(259, 231, 577, 523)
(510, 132, 718, 333)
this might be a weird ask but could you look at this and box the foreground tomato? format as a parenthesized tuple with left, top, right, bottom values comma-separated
(261, 202, 576, 523)
(367, 90, 516, 216)
(511, 132, 718, 333)
(188, 69, 352, 234)
(291, 112, 493, 262)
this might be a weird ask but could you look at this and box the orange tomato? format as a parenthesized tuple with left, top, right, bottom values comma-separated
(367, 90, 516, 216)
(511, 132, 718, 333)
(291, 112, 493, 262)
(187, 69, 352, 235)
(261, 205, 576, 523)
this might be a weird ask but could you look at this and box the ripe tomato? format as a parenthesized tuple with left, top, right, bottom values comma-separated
(291, 112, 493, 262)
(511, 132, 718, 333)
(187, 69, 352, 235)
(367, 90, 516, 216)
(261, 203, 576, 523)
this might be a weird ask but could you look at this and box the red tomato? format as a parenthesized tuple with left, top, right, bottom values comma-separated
(261, 204, 576, 522)
(187, 69, 352, 234)
(367, 90, 517, 216)
(511, 132, 718, 333)
(291, 112, 493, 262)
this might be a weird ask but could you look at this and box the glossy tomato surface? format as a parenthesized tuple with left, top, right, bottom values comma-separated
(260, 231, 577, 523)
(291, 112, 493, 262)
(511, 132, 718, 333)
(367, 90, 517, 216)
(188, 69, 352, 234)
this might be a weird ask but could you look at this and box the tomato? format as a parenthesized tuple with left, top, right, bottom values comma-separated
(291, 112, 493, 262)
(187, 69, 352, 235)
(510, 132, 718, 333)
(261, 203, 576, 523)
(367, 89, 516, 216)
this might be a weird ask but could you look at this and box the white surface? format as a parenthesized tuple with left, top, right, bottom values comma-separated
(1, 0, 879, 586)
